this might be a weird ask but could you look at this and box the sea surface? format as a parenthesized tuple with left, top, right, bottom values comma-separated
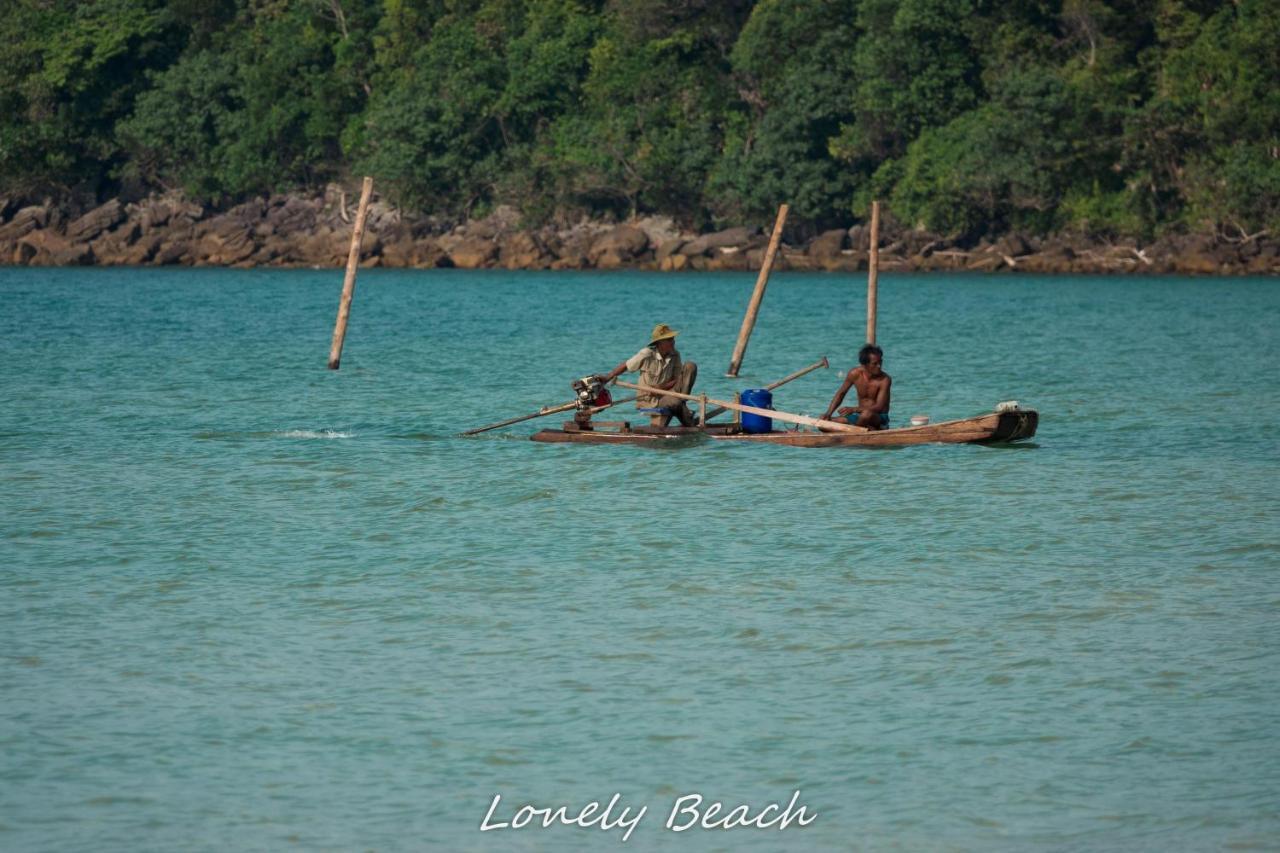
(1, 267, 1277, 852)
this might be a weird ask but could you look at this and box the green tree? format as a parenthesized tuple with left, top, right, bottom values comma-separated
(0, 0, 176, 198)
(547, 0, 747, 221)
(710, 0, 860, 226)
(1124, 0, 1280, 232)
(118, 1, 366, 202)
(833, 0, 983, 164)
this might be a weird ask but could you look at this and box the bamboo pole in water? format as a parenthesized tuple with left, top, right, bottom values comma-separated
(327, 176, 374, 370)
(867, 199, 880, 345)
(726, 203, 789, 377)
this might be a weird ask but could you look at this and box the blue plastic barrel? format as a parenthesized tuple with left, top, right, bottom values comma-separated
(739, 388, 773, 434)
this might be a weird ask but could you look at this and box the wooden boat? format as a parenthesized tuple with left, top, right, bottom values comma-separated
(530, 409, 1037, 448)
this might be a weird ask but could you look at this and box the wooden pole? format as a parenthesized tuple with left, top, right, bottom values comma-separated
(615, 379, 864, 434)
(866, 199, 880, 345)
(726, 203, 789, 377)
(327, 176, 374, 370)
(699, 394, 707, 427)
(461, 395, 637, 436)
(704, 356, 828, 421)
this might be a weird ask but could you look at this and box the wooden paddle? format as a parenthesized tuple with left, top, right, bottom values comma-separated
(703, 356, 828, 421)
(461, 394, 636, 436)
(615, 379, 865, 433)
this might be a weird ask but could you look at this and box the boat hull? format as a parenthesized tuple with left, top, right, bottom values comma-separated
(530, 410, 1038, 447)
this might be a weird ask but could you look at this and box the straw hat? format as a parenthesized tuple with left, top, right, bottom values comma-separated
(649, 323, 679, 343)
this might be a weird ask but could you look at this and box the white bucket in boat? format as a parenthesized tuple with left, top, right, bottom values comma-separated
(910, 414, 930, 426)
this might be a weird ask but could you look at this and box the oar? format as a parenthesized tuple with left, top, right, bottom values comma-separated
(703, 356, 828, 421)
(461, 394, 636, 435)
(615, 379, 864, 433)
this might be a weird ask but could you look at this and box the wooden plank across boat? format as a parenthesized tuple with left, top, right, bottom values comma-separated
(530, 409, 1038, 448)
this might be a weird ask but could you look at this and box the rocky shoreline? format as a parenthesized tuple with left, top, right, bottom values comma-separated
(1, 190, 1276, 275)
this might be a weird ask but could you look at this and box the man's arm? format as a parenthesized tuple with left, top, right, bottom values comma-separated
(820, 370, 856, 420)
(598, 361, 629, 383)
(597, 348, 649, 384)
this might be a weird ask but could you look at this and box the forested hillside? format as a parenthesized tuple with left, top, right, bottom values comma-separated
(2, 0, 1276, 241)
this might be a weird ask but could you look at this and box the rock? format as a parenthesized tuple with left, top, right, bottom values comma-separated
(222, 199, 266, 227)
(966, 254, 1007, 272)
(467, 205, 521, 240)
(419, 240, 453, 268)
(197, 227, 258, 266)
(17, 230, 93, 266)
(776, 250, 819, 272)
(380, 232, 446, 268)
(448, 235, 499, 269)
(363, 200, 400, 234)
(1176, 252, 1222, 275)
(655, 238, 686, 263)
(994, 232, 1031, 257)
(13, 240, 37, 265)
(139, 199, 172, 232)
(589, 224, 649, 268)
(589, 225, 649, 262)
(111, 220, 142, 246)
(900, 230, 946, 256)
(154, 241, 191, 265)
(49, 242, 95, 266)
(807, 229, 848, 263)
(379, 235, 413, 268)
(89, 221, 142, 265)
(848, 224, 872, 251)
(634, 215, 682, 248)
(826, 254, 865, 272)
(265, 196, 318, 234)
(553, 225, 604, 262)
(122, 234, 163, 265)
(0, 205, 50, 242)
(704, 248, 753, 272)
(550, 253, 589, 270)
(1013, 253, 1056, 273)
(153, 197, 205, 234)
(679, 226, 756, 257)
(660, 253, 689, 272)
(250, 238, 285, 265)
(499, 231, 548, 269)
(66, 199, 124, 243)
(293, 227, 348, 267)
(15, 230, 55, 265)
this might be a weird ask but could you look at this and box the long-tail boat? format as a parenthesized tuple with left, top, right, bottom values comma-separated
(527, 375, 1037, 448)
(530, 408, 1037, 447)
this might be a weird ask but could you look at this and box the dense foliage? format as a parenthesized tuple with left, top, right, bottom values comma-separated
(2, 0, 1276, 239)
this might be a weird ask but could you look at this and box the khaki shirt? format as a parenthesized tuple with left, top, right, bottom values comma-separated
(625, 346, 682, 406)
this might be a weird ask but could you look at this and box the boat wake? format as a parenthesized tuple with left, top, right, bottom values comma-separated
(194, 429, 356, 440)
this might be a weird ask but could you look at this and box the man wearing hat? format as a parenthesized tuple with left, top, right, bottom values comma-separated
(596, 323, 699, 426)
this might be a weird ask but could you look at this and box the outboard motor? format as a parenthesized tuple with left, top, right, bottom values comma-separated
(572, 375, 613, 409)
(570, 376, 612, 428)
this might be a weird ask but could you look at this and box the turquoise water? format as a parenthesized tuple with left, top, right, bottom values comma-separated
(2, 267, 1277, 851)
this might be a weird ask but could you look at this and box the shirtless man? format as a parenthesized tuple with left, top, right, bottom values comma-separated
(819, 344, 891, 430)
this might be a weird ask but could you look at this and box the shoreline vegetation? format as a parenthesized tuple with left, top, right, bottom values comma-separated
(3, 1, 1277, 276)
(1, 192, 1275, 275)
